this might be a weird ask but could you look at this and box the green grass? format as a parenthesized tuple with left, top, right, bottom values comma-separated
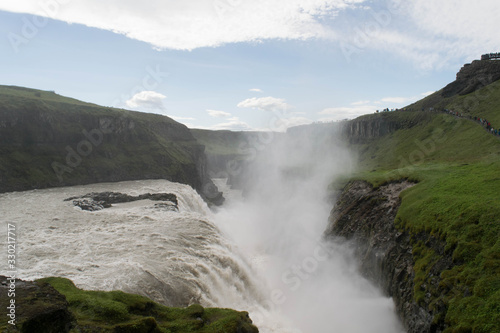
(345, 98, 500, 332)
(40, 277, 258, 333)
(0, 85, 95, 106)
(409, 79, 500, 127)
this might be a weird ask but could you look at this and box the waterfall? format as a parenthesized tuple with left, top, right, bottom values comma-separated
(1, 160, 404, 332)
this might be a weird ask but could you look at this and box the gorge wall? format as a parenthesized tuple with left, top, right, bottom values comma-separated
(325, 181, 454, 333)
(0, 86, 222, 204)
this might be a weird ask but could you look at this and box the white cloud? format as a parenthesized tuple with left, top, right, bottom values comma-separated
(319, 104, 376, 121)
(336, 0, 500, 69)
(0, 0, 364, 50)
(207, 109, 231, 118)
(249, 88, 263, 93)
(169, 116, 196, 121)
(351, 100, 370, 106)
(380, 96, 413, 104)
(319, 91, 437, 121)
(237, 96, 292, 111)
(3, 1, 497, 69)
(126, 91, 166, 111)
(211, 117, 252, 131)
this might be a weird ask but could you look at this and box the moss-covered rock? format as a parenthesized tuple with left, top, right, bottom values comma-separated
(0, 276, 73, 333)
(1, 276, 259, 332)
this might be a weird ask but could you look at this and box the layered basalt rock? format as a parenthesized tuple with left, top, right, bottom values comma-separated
(325, 181, 453, 333)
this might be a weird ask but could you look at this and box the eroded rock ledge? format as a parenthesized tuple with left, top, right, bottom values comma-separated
(324, 180, 435, 332)
(64, 191, 178, 212)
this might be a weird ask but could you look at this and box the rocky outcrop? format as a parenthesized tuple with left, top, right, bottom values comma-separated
(442, 59, 500, 98)
(287, 113, 429, 144)
(0, 86, 222, 204)
(65, 191, 178, 211)
(0, 276, 259, 333)
(340, 112, 434, 144)
(325, 180, 451, 333)
(0, 276, 73, 332)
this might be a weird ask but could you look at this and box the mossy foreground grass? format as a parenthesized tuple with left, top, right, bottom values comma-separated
(38, 277, 257, 333)
(348, 92, 500, 332)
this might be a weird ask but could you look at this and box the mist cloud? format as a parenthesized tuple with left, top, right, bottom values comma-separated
(214, 128, 403, 332)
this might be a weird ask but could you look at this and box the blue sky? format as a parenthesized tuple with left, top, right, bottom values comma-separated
(1, 0, 499, 131)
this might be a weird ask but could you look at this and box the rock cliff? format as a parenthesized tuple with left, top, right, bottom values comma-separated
(0, 86, 222, 204)
(442, 59, 500, 98)
(325, 181, 453, 333)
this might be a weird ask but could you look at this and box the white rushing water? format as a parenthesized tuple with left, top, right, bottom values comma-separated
(0, 180, 263, 307)
(0, 132, 404, 332)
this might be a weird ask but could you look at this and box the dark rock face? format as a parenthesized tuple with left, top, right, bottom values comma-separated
(0, 276, 73, 332)
(442, 59, 500, 98)
(0, 87, 222, 205)
(325, 181, 434, 333)
(341, 118, 407, 144)
(65, 191, 178, 211)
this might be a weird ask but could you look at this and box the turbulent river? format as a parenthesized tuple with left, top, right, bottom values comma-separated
(0, 134, 405, 332)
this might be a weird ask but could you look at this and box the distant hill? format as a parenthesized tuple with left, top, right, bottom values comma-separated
(0, 85, 222, 203)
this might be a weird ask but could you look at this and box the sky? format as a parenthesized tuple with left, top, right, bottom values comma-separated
(1, 0, 499, 131)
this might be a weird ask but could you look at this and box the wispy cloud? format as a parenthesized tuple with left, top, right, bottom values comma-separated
(0, 0, 364, 50)
(3, 0, 497, 69)
(335, 0, 499, 69)
(380, 96, 413, 104)
(351, 100, 370, 106)
(249, 88, 263, 93)
(237, 96, 292, 111)
(211, 117, 252, 131)
(169, 116, 196, 121)
(207, 109, 231, 118)
(320, 90, 436, 120)
(319, 104, 376, 121)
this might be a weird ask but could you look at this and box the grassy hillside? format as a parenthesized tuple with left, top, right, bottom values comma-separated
(409, 79, 500, 127)
(0, 85, 210, 194)
(348, 80, 500, 332)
